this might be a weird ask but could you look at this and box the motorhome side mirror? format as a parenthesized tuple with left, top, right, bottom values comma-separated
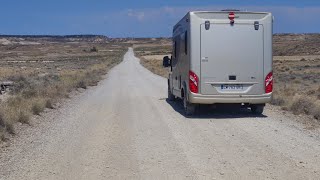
(163, 56, 171, 67)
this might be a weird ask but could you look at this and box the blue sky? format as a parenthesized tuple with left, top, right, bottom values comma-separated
(0, 0, 319, 37)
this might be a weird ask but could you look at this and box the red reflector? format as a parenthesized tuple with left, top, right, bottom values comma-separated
(229, 12, 235, 25)
(229, 12, 235, 20)
(189, 70, 199, 93)
(265, 72, 273, 93)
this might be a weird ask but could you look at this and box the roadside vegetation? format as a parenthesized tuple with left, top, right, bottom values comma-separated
(269, 34, 320, 120)
(134, 42, 171, 78)
(0, 37, 128, 141)
(134, 34, 320, 121)
(272, 57, 320, 119)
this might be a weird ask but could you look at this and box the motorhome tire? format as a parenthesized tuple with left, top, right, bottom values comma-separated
(251, 104, 264, 115)
(183, 94, 195, 116)
(168, 86, 175, 101)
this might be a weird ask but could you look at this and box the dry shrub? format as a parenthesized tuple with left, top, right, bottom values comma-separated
(42, 85, 60, 99)
(90, 46, 98, 52)
(0, 107, 15, 134)
(32, 100, 45, 115)
(283, 86, 296, 97)
(5, 123, 14, 134)
(0, 111, 15, 134)
(0, 109, 5, 127)
(22, 87, 38, 99)
(311, 102, 320, 120)
(45, 99, 55, 109)
(1, 96, 31, 125)
(18, 110, 31, 124)
(271, 95, 285, 106)
(307, 89, 316, 95)
(293, 79, 301, 84)
(290, 95, 314, 115)
(8, 75, 29, 94)
(76, 80, 87, 89)
(0, 128, 5, 141)
(5, 97, 24, 122)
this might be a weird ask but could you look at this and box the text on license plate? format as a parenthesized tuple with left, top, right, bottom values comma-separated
(221, 84, 244, 90)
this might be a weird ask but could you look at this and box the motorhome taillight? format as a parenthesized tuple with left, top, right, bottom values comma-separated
(189, 71, 199, 93)
(265, 72, 273, 93)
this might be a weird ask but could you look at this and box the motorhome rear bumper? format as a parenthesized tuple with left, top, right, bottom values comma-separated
(189, 93, 272, 104)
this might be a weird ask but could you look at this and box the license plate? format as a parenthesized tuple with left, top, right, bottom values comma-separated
(221, 84, 244, 90)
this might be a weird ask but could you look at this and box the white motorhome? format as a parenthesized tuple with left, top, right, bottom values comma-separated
(163, 10, 273, 115)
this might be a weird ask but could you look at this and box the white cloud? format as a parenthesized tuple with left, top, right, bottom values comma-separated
(127, 10, 145, 21)
(163, 6, 175, 14)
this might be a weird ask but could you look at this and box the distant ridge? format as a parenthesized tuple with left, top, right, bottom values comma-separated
(0, 34, 109, 39)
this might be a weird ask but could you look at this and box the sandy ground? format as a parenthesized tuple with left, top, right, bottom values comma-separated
(0, 48, 320, 179)
(274, 55, 320, 61)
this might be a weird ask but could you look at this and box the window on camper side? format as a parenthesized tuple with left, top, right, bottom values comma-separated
(172, 40, 178, 67)
(174, 41, 177, 58)
(172, 35, 183, 67)
(176, 37, 181, 59)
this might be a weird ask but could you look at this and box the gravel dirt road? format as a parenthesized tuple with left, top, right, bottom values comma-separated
(1, 48, 320, 179)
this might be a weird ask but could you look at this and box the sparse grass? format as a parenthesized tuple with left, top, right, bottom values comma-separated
(0, 39, 128, 140)
(134, 44, 171, 78)
(139, 56, 170, 78)
(273, 34, 320, 56)
(0, 57, 125, 135)
(273, 56, 320, 120)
